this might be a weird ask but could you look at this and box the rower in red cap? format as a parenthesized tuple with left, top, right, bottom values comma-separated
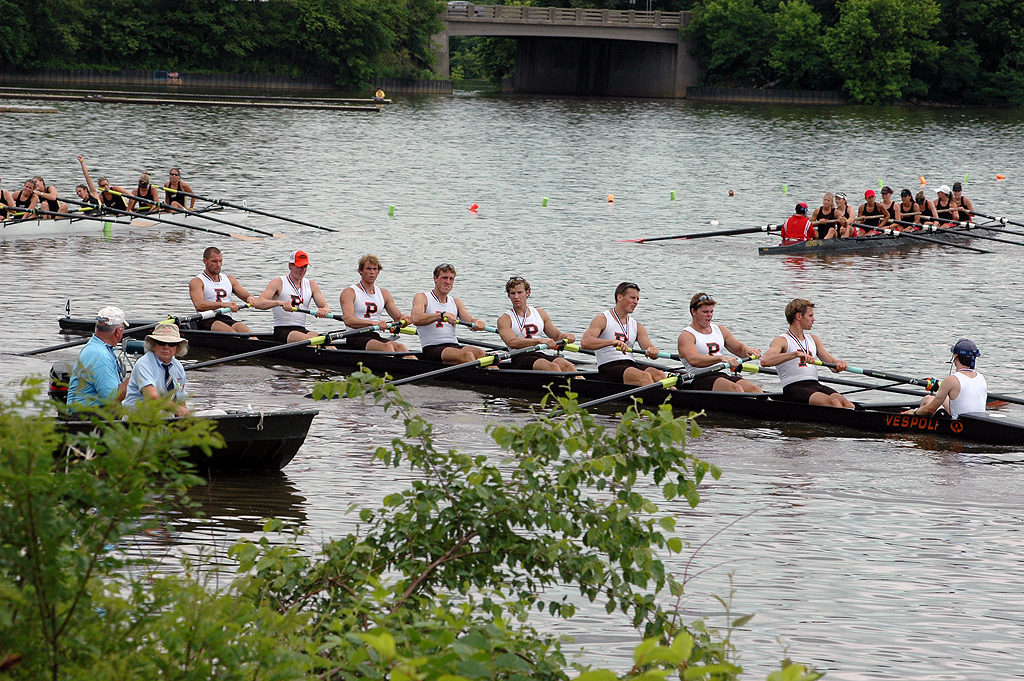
(255, 250, 332, 343)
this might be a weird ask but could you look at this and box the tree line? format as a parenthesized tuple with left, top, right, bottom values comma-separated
(0, 0, 442, 87)
(449, 0, 1022, 105)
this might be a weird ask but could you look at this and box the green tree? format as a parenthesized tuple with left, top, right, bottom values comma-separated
(686, 0, 773, 86)
(768, 0, 836, 88)
(824, 0, 941, 102)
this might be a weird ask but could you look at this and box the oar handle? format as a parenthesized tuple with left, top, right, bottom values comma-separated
(455, 318, 498, 333)
(290, 306, 340, 321)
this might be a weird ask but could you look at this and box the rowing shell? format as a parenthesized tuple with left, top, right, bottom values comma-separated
(57, 316, 1024, 447)
(759, 224, 974, 255)
(0, 204, 224, 239)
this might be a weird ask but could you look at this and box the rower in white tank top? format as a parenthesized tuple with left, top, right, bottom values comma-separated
(270, 275, 313, 327)
(594, 309, 637, 366)
(347, 281, 385, 322)
(500, 305, 545, 339)
(680, 322, 726, 370)
(775, 330, 820, 387)
(198, 270, 232, 304)
(415, 290, 459, 348)
(948, 370, 987, 418)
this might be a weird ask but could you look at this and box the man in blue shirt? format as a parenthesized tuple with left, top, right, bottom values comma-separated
(67, 306, 129, 411)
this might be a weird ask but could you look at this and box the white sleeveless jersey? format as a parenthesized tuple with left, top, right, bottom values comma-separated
(681, 323, 725, 370)
(594, 309, 637, 367)
(949, 371, 987, 418)
(501, 305, 545, 339)
(197, 271, 232, 304)
(416, 290, 459, 348)
(348, 282, 385, 322)
(271, 275, 313, 327)
(776, 331, 819, 387)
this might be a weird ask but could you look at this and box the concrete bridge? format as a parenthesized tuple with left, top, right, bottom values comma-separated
(436, 4, 699, 98)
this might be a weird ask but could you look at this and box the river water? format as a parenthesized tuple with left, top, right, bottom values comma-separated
(3, 93, 1024, 679)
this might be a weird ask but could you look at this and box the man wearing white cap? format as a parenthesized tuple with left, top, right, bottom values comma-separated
(123, 322, 190, 417)
(255, 250, 331, 343)
(67, 306, 130, 411)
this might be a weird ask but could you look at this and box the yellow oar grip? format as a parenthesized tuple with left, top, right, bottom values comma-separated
(309, 335, 328, 347)
(479, 355, 496, 367)
(660, 375, 679, 389)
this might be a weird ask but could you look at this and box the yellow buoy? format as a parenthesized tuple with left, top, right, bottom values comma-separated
(607, 193, 614, 203)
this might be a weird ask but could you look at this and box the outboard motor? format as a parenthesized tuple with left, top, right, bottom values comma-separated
(49, 360, 73, 403)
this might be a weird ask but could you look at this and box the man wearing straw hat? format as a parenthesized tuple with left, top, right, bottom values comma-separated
(123, 322, 190, 417)
(67, 306, 130, 411)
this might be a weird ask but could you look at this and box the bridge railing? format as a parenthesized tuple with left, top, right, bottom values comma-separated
(445, 4, 690, 29)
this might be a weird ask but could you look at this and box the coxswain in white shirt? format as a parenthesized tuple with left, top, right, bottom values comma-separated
(188, 246, 257, 332)
(255, 250, 332, 343)
(677, 292, 762, 393)
(760, 298, 853, 408)
(497, 276, 577, 372)
(904, 338, 987, 418)
(581, 281, 665, 386)
(410, 263, 486, 364)
(339, 254, 412, 352)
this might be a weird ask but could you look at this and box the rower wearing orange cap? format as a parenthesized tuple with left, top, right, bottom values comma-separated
(255, 250, 332, 343)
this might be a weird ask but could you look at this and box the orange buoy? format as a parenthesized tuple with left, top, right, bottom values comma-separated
(919, 176, 926, 185)
(996, 174, 1005, 180)
(607, 193, 614, 203)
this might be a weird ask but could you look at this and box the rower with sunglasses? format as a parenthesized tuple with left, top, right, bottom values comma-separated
(497, 276, 577, 372)
(677, 292, 762, 393)
(127, 173, 160, 213)
(581, 282, 666, 386)
(411, 263, 487, 364)
(163, 168, 195, 211)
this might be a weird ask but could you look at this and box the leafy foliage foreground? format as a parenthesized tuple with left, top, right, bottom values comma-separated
(1, 373, 821, 681)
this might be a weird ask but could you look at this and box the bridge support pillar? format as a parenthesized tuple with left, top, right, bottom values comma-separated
(432, 29, 450, 77)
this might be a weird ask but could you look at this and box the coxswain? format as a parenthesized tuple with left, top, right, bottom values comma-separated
(66, 306, 130, 411)
(835, 192, 855, 237)
(32, 176, 67, 217)
(933, 185, 955, 223)
(760, 298, 853, 409)
(781, 202, 815, 243)
(164, 168, 195, 211)
(123, 322, 190, 417)
(410, 263, 487, 364)
(904, 338, 986, 418)
(188, 246, 257, 333)
(255, 250, 332, 343)
(893, 188, 919, 226)
(339, 254, 412, 352)
(128, 173, 160, 213)
(809, 193, 840, 239)
(855, 189, 888, 235)
(496, 276, 577, 372)
(677, 293, 762, 393)
(951, 181, 973, 222)
(580, 282, 665, 386)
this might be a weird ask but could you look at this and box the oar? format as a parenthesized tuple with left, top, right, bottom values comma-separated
(851, 222, 989, 253)
(61, 195, 251, 240)
(888, 218, 1024, 246)
(559, 341, 681, 362)
(103, 187, 279, 238)
(618, 223, 782, 244)
(288, 306, 342, 321)
(22, 206, 135, 227)
(389, 341, 560, 387)
(161, 185, 338, 232)
(19, 307, 241, 356)
(188, 323, 401, 370)
(575, 361, 762, 410)
(968, 210, 1024, 230)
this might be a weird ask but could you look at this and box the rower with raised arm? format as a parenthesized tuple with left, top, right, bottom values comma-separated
(255, 250, 331, 343)
(497, 276, 577, 372)
(411, 263, 486, 364)
(581, 281, 665, 386)
(760, 298, 853, 408)
(340, 254, 412, 353)
(904, 339, 987, 418)
(164, 167, 195, 211)
(189, 246, 257, 333)
(677, 292, 762, 393)
(84, 160, 131, 214)
(74, 156, 103, 213)
(128, 173, 160, 213)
